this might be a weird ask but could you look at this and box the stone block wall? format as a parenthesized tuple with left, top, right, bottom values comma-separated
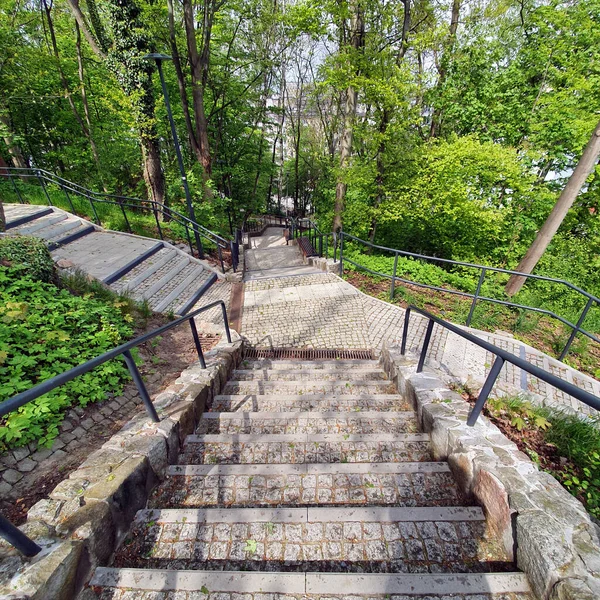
(380, 345, 600, 600)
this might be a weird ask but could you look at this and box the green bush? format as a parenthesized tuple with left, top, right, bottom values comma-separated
(0, 235, 56, 283)
(0, 266, 133, 450)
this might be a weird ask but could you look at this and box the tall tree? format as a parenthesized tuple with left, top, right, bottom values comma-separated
(333, 0, 365, 231)
(505, 119, 600, 296)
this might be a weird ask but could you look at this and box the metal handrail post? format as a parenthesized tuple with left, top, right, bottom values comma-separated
(559, 297, 595, 360)
(466, 269, 486, 327)
(401, 307, 412, 355)
(37, 171, 53, 206)
(0, 515, 41, 557)
(119, 201, 132, 233)
(390, 253, 399, 301)
(10, 176, 24, 204)
(189, 318, 207, 369)
(467, 357, 505, 426)
(339, 229, 344, 274)
(122, 350, 160, 423)
(88, 195, 101, 225)
(59, 184, 75, 213)
(417, 319, 434, 373)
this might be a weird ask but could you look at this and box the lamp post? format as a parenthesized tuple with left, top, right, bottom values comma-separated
(143, 53, 203, 258)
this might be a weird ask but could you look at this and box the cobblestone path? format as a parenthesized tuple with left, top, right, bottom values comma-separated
(239, 231, 599, 417)
(91, 358, 533, 598)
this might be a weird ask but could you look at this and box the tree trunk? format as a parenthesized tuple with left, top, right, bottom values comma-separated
(167, 0, 202, 164)
(66, 0, 106, 59)
(505, 119, 600, 296)
(429, 0, 461, 138)
(0, 201, 5, 232)
(0, 113, 28, 170)
(141, 136, 166, 216)
(75, 21, 105, 189)
(182, 0, 212, 177)
(333, 0, 365, 232)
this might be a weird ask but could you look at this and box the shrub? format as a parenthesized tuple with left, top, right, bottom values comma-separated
(0, 235, 56, 283)
(0, 266, 133, 450)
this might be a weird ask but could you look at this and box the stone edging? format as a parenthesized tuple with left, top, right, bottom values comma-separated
(380, 345, 600, 600)
(0, 335, 243, 600)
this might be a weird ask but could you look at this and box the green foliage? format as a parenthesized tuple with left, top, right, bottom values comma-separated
(0, 267, 133, 450)
(488, 395, 600, 518)
(0, 236, 56, 283)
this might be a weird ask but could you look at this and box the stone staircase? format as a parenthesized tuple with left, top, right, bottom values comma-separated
(88, 358, 533, 599)
(3, 204, 219, 315)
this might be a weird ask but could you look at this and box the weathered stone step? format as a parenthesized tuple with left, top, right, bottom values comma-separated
(197, 411, 418, 435)
(110, 247, 178, 293)
(231, 369, 388, 381)
(150, 462, 465, 509)
(180, 433, 432, 465)
(240, 359, 383, 371)
(113, 506, 515, 574)
(211, 394, 412, 412)
(91, 568, 533, 597)
(9, 211, 67, 233)
(222, 380, 397, 395)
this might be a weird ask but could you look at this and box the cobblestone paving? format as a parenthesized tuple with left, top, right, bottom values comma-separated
(239, 231, 599, 415)
(210, 395, 413, 412)
(196, 413, 419, 435)
(150, 470, 464, 509)
(118, 515, 501, 573)
(180, 439, 433, 465)
(96, 591, 532, 600)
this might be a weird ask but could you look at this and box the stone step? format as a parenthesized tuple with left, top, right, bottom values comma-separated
(112, 506, 515, 574)
(230, 369, 388, 382)
(211, 394, 412, 412)
(110, 247, 178, 294)
(91, 568, 533, 597)
(152, 264, 207, 313)
(150, 462, 466, 509)
(221, 380, 397, 396)
(142, 256, 191, 303)
(51, 231, 160, 282)
(197, 411, 418, 435)
(180, 433, 432, 465)
(239, 359, 382, 371)
(9, 212, 67, 233)
(3, 204, 53, 228)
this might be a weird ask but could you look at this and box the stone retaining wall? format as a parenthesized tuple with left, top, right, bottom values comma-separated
(0, 336, 243, 600)
(380, 345, 600, 600)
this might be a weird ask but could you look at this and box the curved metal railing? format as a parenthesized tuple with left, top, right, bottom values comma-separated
(1, 167, 238, 273)
(337, 229, 600, 362)
(401, 305, 600, 423)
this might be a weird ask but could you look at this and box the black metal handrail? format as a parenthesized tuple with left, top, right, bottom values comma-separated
(337, 229, 600, 361)
(0, 299, 233, 557)
(400, 305, 600, 426)
(1, 167, 238, 273)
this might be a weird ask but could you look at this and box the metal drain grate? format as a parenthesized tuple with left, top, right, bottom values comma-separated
(244, 347, 375, 360)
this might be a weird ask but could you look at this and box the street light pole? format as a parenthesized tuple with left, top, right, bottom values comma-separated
(144, 53, 204, 258)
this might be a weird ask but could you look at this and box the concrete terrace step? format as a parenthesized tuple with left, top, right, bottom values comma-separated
(197, 411, 419, 435)
(91, 568, 533, 597)
(3, 204, 53, 228)
(7, 211, 95, 247)
(109, 247, 179, 294)
(150, 462, 466, 509)
(222, 380, 397, 395)
(211, 394, 413, 412)
(180, 433, 432, 465)
(230, 369, 389, 381)
(111, 506, 515, 574)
